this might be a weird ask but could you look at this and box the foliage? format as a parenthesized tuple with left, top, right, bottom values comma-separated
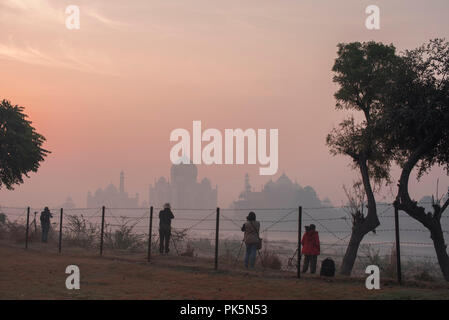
(380, 39, 449, 178)
(180, 243, 195, 257)
(327, 41, 403, 185)
(104, 217, 145, 251)
(343, 181, 367, 227)
(64, 214, 100, 248)
(0, 99, 49, 190)
(360, 244, 396, 278)
(259, 249, 282, 270)
(0, 212, 6, 224)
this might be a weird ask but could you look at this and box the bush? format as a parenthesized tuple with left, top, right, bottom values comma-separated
(104, 218, 145, 251)
(0, 213, 6, 224)
(414, 270, 435, 282)
(260, 249, 282, 270)
(359, 244, 396, 278)
(4, 221, 27, 242)
(63, 214, 100, 248)
(180, 243, 195, 257)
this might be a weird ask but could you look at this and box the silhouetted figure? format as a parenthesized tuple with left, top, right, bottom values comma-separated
(301, 224, 320, 273)
(159, 203, 174, 255)
(40, 207, 52, 243)
(241, 211, 261, 269)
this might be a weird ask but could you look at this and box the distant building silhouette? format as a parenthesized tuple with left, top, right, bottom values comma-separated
(60, 196, 76, 209)
(232, 173, 323, 209)
(87, 171, 139, 208)
(150, 162, 217, 209)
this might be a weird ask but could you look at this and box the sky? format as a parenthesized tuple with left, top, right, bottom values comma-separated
(0, 0, 448, 208)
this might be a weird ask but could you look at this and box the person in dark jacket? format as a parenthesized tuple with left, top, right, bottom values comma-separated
(40, 207, 53, 243)
(159, 203, 174, 255)
(301, 224, 320, 273)
(241, 211, 260, 269)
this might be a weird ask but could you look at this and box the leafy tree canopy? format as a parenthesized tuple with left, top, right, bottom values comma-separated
(327, 41, 404, 185)
(0, 99, 50, 190)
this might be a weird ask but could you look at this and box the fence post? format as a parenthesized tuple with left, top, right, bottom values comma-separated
(148, 206, 153, 262)
(25, 207, 30, 249)
(297, 206, 302, 279)
(58, 208, 63, 254)
(214, 207, 220, 271)
(100, 206, 105, 256)
(394, 204, 402, 285)
(33, 212, 37, 234)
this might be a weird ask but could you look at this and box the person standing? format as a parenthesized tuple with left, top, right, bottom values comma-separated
(241, 211, 261, 269)
(301, 224, 320, 273)
(159, 203, 174, 255)
(40, 207, 53, 243)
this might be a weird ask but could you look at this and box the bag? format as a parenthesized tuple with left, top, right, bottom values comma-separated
(250, 221, 263, 250)
(320, 258, 336, 277)
(257, 238, 263, 250)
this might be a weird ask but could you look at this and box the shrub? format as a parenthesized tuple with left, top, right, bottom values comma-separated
(414, 270, 435, 282)
(180, 243, 195, 257)
(63, 214, 100, 248)
(260, 249, 282, 270)
(104, 218, 145, 251)
(0, 213, 6, 224)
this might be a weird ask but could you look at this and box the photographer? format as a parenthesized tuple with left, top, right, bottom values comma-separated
(40, 207, 53, 243)
(301, 224, 320, 274)
(241, 211, 261, 269)
(159, 203, 174, 255)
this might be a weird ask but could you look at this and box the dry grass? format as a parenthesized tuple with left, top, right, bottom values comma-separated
(1, 241, 449, 300)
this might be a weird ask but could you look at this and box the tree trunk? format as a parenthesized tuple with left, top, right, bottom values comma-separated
(340, 228, 363, 276)
(396, 142, 449, 281)
(340, 158, 380, 276)
(429, 222, 449, 281)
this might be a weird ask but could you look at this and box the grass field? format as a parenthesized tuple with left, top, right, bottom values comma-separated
(1, 242, 449, 300)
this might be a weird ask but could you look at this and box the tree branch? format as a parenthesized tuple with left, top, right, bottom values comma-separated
(441, 197, 449, 217)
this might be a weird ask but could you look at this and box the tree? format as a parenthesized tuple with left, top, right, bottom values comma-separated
(0, 99, 49, 190)
(342, 180, 368, 228)
(326, 42, 402, 275)
(380, 39, 449, 281)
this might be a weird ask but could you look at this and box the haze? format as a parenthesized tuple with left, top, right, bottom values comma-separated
(1, 0, 448, 208)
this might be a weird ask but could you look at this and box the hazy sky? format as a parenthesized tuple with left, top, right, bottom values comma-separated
(1, 0, 448, 208)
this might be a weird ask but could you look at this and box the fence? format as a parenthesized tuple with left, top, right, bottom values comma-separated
(1, 203, 448, 283)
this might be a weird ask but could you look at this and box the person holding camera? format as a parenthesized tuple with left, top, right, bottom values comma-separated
(301, 224, 320, 274)
(40, 207, 53, 243)
(241, 211, 261, 269)
(159, 203, 174, 255)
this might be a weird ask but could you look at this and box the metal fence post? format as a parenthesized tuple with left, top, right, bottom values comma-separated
(297, 206, 302, 279)
(214, 207, 220, 271)
(394, 204, 402, 285)
(58, 208, 63, 254)
(100, 206, 105, 256)
(33, 211, 37, 234)
(25, 207, 30, 249)
(148, 206, 153, 262)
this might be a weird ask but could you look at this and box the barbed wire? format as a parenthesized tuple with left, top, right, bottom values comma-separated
(261, 208, 298, 233)
(177, 210, 217, 232)
(302, 209, 348, 241)
(2, 200, 443, 212)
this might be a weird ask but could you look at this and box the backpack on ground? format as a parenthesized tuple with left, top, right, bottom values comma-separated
(320, 258, 336, 277)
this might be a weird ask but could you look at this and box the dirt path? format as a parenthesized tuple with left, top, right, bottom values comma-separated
(1, 244, 448, 300)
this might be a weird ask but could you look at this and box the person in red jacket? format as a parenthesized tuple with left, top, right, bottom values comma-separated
(301, 224, 320, 274)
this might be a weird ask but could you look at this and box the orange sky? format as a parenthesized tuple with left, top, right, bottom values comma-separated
(1, 0, 448, 208)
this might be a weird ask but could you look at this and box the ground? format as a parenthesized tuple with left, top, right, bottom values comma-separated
(1, 242, 449, 300)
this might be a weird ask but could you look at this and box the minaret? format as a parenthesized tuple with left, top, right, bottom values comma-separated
(120, 171, 125, 194)
(244, 173, 251, 194)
